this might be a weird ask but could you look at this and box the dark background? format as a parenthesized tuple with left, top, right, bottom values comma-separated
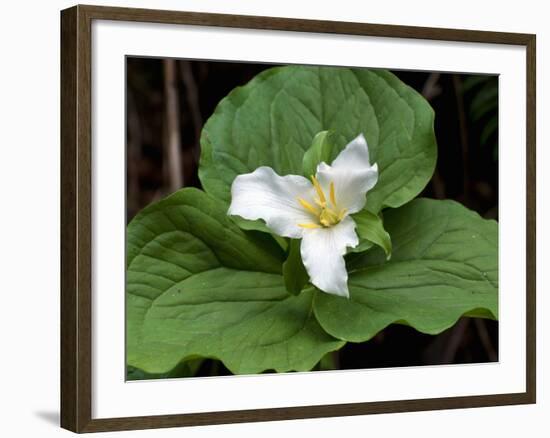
(126, 58, 498, 378)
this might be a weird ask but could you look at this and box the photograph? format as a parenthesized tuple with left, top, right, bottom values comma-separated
(125, 59, 499, 380)
(55, 3, 536, 432)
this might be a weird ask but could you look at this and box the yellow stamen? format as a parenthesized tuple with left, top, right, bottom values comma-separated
(296, 179, 347, 229)
(297, 197, 319, 215)
(338, 208, 348, 221)
(314, 198, 325, 208)
(320, 208, 340, 227)
(298, 222, 321, 229)
(329, 181, 336, 206)
(310, 175, 326, 206)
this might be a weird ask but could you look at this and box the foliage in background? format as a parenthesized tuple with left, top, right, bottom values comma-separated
(463, 75, 499, 160)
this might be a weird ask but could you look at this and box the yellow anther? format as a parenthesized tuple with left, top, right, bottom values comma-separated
(329, 181, 336, 206)
(297, 197, 319, 215)
(314, 198, 325, 208)
(297, 179, 347, 229)
(310, 175, 326, 206)
(298, 222, 321, 229)
(320, 208, 340, 227)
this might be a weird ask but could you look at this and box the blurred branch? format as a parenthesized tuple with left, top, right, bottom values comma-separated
(163, 59, 184, 191)
(474, 319, 498, 361)
(431, 169, 446, 199)
(421, 72, 441, 101)
(179, 60, 203, 160)
(442, 318, 469, 364)
(127, 88, 142, 219)
(421, 73, 445, 199)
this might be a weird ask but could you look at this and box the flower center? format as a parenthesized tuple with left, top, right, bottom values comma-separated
(297, 176, 347, 229)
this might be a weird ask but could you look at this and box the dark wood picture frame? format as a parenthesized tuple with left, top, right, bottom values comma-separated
(60, 4, 536, 433)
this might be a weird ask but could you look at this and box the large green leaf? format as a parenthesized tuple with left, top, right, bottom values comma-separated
(314, 198, 498, 342)
(199, 66, 437, 213)
(126, 188, 343, 374)
(127, 359, 203, 381)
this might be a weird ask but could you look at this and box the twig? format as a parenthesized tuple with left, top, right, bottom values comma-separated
(179, 60, 203, 161)
(442, 318, 469, 364)
(474, 319, 498, 361)
(126, 88, 142, 220)
(431, 169, 446, 199)
(422, 72, 442, 101)
(163, 59, 184, 191)
(421, 73, 445, 199)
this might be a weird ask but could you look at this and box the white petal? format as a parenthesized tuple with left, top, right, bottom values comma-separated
(332, 133, 372, 169)
(316, 134, 378, 214)
(300, 216, 359, 298)
(228, 166, 317, 239)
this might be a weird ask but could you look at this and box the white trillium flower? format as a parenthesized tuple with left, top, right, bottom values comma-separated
(228, 134, 378, 298)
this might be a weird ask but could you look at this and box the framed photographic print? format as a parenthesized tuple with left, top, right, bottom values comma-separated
(60, 4, 536, 433)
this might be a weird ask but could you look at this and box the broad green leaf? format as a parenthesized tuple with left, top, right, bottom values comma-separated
(314, 198, 498, 342)
(127, 359, 203, 381)
(229, 215, 272, 234)
(127, 188, 343, 374)
(199, 66, 437, 213)
(228, 215, 288, 251)
(126, 188, 282, 273)
(350, 209, 392, 258)
(302, 130, 335, 177)
(282, 239, 309, 295)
